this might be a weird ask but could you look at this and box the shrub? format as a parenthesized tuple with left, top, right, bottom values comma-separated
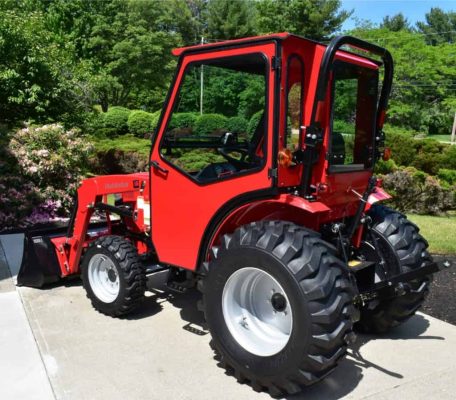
(150, 110, 162, 132)
(173, 149, 225, 172)
(83, 111, 106, 137)
(169, 112, 198, 130)
(385, 131, 417, 167)
(91, 149, 148, 175)
(89, 134, 150, 174)
(248, 110, 264, 137)
(442, 145, 456, 170)
(194, 113, 227, 136)
(382, 167, 455, 215)
(103, 106, 131, 136)
(227, 116, 248, 135)
(2, 124, 93, 228)
(375, 158, 398, 175)
(0, 175, 41, 229)
(127, 110, 153, 137)
(412, 139, 446, 175)
(438, 169, 456, 186)
(384, 129, 452, 175)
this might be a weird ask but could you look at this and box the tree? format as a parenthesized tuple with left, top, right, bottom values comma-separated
(170, 0, 208, 46)
(0, 3, 80, 124)
(350, 27, 456, 134)
(380, 13, 411, 32)
(416, 7, 456, 45)
(206, 0, 257, 40)
(38, 0, 182, 111)
(256, 0, 352, 40)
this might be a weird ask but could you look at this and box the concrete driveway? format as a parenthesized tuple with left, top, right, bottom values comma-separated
(1, 234, 456, 400)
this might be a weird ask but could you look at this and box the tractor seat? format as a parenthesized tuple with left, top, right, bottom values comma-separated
(331, 132, 346, 165)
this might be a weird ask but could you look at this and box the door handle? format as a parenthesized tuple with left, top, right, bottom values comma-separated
(150, 160, 168, 174)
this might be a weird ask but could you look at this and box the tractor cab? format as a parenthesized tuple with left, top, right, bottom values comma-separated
(148, 33, 392, 269)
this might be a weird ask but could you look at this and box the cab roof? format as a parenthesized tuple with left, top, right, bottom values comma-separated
(172, 32, 382, 69)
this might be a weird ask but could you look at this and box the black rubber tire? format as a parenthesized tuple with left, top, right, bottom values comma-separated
(356, 205, 433, 333)
(81, 235, 146, 317)
(198, 221, 356, 397)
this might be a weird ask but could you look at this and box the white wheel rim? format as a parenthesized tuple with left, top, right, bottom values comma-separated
(88, 254, 120, 303)
(222, 267, 293, 357)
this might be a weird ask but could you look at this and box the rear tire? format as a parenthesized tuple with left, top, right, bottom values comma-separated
(356, 206, 432, 333)
(199, 221, 356, 396)
(81, 235, 146, 317)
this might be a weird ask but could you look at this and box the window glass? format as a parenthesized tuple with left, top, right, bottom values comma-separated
(330, 62, 378, 170)
(160, 54, 267, 182)
(285, 56, 304, 151)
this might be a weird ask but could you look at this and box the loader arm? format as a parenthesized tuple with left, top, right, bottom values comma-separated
(18, 173, 150, 287)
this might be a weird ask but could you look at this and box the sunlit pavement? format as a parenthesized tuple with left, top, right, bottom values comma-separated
(1, 234, 455, 400)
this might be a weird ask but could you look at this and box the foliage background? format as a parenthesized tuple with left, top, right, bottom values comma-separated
(0, 0, 455, 228)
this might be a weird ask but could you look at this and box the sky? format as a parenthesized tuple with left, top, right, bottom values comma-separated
(341, 0, 456, 31)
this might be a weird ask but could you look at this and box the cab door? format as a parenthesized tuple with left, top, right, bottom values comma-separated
(149, 44, 278, 270)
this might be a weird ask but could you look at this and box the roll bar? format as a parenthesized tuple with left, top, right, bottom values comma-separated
(311, 35, 394, 129)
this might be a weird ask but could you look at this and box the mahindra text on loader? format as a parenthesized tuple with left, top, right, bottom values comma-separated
(17, 33, 450, 396)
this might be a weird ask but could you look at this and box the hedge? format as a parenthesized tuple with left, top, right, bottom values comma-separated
(194, 113, 228, 136)
(227, 116, 248, 135)
(150, 110, 162, 132)
(169, 112, 198, 130)
(103, 106, 131, 136)
(128, 110, 153, 137)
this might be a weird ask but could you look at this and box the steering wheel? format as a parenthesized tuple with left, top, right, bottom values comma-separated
(217, 146, 252, 169)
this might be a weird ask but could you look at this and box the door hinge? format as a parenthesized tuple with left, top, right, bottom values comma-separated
(268, 168, 278, 179)
(272, 56, 281, 70)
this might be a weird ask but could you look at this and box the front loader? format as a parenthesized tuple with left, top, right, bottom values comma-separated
(16, 33, 450, 396)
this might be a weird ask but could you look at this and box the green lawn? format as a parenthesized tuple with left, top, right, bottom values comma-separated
(91, 134, 151, 156)
(427, 134, 453, 143)
(408, 214, 456, 255)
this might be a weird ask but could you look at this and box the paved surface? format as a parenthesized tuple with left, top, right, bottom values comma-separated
(1, 235, 456, 400)
(0, 235, 54, 400)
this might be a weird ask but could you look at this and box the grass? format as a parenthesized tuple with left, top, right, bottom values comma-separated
(91, 134, 151, 156)
(428, 134, 455, 143)
(408, 213, 456, 255)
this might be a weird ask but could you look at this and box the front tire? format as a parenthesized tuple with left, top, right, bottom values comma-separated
(199, 221, 356, 396)
(81, 235, 146, 317)
(356, 206, 433, 333)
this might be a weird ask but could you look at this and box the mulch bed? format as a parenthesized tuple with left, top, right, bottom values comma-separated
(421, 255, 456, 325)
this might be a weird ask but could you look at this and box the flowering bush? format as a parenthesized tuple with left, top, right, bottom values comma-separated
(0, 124, 93, 229)
(10, 124, 92, 189)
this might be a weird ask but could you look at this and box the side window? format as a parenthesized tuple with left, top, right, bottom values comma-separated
(330, 62, 378, 170)
(160, 54, 267, 183)
(285, 55, 304, 151)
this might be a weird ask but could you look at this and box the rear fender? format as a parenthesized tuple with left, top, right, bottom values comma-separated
(198, 194, 330, 271)
(366, 187, 391, 211)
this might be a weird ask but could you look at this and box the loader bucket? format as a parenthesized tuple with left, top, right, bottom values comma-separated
(17, 224, 68, 288)
(16, 221, 110, 288)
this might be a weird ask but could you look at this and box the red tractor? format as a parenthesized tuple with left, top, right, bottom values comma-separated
(18, 33, 448, 396)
